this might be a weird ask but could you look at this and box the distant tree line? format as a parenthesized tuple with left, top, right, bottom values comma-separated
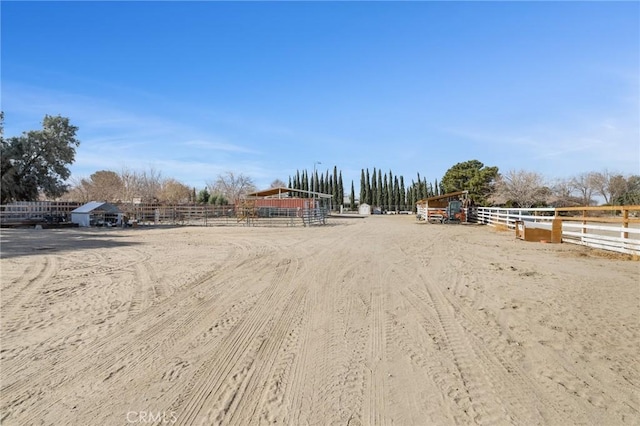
(2, 113, 638, 209)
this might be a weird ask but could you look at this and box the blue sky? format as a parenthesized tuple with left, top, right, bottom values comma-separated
(2, 1, 639, 192)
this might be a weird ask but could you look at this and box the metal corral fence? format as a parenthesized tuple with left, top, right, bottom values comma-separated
(471, 206, 640, 255)
(0, 202, 328, 228)
(120, 204, 327, 226)
(129, 204, 329, 227)
(0, 201, 80, 224)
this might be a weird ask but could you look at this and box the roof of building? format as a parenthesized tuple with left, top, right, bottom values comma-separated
(246, 187, 333, 199)
(71, 201, 121, 214)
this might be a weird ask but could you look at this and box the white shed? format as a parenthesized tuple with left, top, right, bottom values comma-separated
(358, 203, 371, 215)
(71, 201, 122, 227)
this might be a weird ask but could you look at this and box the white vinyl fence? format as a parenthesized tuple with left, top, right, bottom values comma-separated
(472, 206, 640, 255)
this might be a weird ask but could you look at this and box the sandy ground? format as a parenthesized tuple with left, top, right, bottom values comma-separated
(1, 216, 638, 425)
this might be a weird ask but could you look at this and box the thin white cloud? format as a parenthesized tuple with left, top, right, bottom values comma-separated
(182, 139, 259, 154)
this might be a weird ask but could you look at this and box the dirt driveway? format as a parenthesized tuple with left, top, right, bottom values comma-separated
(1, 216, 638, 425)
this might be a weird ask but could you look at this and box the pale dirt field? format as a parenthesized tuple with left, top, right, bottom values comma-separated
(0, 215, 638, 425)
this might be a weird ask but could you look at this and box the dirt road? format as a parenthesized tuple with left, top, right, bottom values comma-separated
(1, 216, 638, 425)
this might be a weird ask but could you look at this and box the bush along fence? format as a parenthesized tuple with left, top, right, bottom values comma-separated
(471, 206, 640, 255)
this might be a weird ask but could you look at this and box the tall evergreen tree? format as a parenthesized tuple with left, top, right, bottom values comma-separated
(371, 168, 377, 207)
(388, 171, 394, 211)
(325, 170, 330, 195)
(393, 176, 399, 212)
(366, 168, 372, 205)
(338, 171, 344, 209)
(360, 169, 366, 207)
(377, 169, 383, 208)
(350, 181, 355, 211)
(383, 172, 389, 211)
(332, 166, 339, 209)
(399, 176, 406, 210)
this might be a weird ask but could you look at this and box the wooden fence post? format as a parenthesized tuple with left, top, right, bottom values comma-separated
(551, 217, 562, 243)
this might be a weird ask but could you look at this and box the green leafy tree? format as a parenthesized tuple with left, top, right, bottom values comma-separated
(441, 159, 499, 205)
(1, 114, 80, 203)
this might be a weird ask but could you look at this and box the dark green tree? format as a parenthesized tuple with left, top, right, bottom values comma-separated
(382, 173, 393, 210)
(377, 169, 383, 208)
(399, 176, 406, 210)
(197, 187, 210, 204)
(338, 170, 344, 209)
(393, 176, 400, 212)
(1, 114, 80, 203)
(360, 169, 366, 207)
(387, 171, 393, 211)
(366, 168, 372, 205)
(350, 181, 356, 211)
(371, 168, 377, 207)
(441, 159, 499, 205)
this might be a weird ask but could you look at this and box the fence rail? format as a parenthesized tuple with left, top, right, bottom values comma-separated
(0, 202, 329, 228)
(471, 206, 640, 255)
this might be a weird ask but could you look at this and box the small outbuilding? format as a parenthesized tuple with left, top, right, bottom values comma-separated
(358, 203, 371, 215)
(71, 201, 122, 227)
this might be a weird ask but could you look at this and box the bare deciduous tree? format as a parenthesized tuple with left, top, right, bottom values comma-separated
(60, 176, 91, 203)
(490, 169, 547, 208)
(208, 171, 256, 202)
(137, 168, 163, 203)
(570, 172, 598, 206)
(590, 170, 628, 205)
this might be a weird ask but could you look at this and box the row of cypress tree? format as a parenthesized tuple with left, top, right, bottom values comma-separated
(289, 167, 445, 212)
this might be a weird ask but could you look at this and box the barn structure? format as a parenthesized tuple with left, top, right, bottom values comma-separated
(416, 191, 470, 223)
(71, 202, 123, 227)
(243, 187, 332, 225)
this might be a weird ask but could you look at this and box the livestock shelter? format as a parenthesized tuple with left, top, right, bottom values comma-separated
(243, 187, 333, 225)
(416, 191, 470, 223)
(71, 202, 123, 227)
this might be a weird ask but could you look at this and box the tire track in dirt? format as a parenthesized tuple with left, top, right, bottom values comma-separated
(434, 228, 606, 424)
(384, 301, 455, 425)
(1, 240, 273, 422)
(3, 264, 224, 423)
(1, 255, 58, 335)
(171, 257, 298, 425)
(365, 280, 385, 426)
(256, 289, 311, 424)
(226, 284, 308, 424)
